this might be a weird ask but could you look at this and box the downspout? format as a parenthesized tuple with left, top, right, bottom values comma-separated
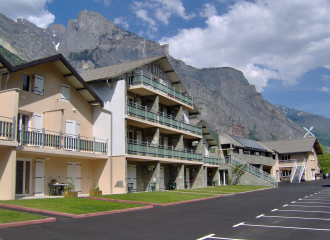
(4, 72, 10, 90)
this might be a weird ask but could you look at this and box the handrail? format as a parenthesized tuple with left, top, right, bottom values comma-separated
(127, 102, 202, 135)
(17, 126, 107, 154)
(126, 139, 202, 162)
(128, 70, 193, 106)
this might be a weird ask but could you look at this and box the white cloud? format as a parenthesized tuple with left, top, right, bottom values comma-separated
(94, 0, 111, 6)
(321, 74, 330, 82)
(320, 86, 330, 92)
(160, 0, 330, 92)
(131, 0, 194, 34)
(200, 3, 217, 18)
(0, 0, 55, 28)
(114, 17, 129, 29)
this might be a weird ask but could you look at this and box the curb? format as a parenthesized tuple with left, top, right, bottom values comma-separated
(0, 203, 153, 219)
(0, 217, 56, 228)
(86, 194, 222, 206)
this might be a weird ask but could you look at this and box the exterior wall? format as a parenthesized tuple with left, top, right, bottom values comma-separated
(93, 158, 110, 195)
(4, 63, 94, 138)
(0, 147, 16, 200)
(93, 106, 111, 155)
(15, 152, 105, 195)
(189, 165, 204, 188)
(89, 80, 126, 156)
(305, 147, 320, 181)
(230, 169, 274, 186)
(112, 156, 126, 194)
(0, 89, 19, 123)
(230, 152, 276, 167)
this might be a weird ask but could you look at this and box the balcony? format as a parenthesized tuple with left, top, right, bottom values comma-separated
(128, 71, 193, 109)
(203, 156, 223, 165)
(17, 127, 108, 154)
(126, 139, 202, 162)
(0, 116, 15, 141)
(126, 102, 202, 138)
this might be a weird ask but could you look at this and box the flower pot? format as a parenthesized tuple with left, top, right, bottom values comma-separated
(89, 190, 102, 196)
(63, 191, 78, 197)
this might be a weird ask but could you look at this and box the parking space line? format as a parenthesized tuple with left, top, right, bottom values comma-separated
(284, 204, 330, 208)
(234, 222, 330, 231)
(274, 209, 330, 214)
(299, 199, 330, 201)
(257, 214, 330, 221)
(295, 202, 330, 204)
(197, 234, 247, 240)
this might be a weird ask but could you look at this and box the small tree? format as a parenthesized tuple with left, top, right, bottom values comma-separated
(230, 164, 246, 185)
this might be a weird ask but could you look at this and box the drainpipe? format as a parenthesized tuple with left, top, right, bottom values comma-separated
(4, 72, 10, 90)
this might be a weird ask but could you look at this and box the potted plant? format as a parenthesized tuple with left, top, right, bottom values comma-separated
(89, 183, 102, 196)
(63, 179, 78, 197)
(51, 178, 57, 184)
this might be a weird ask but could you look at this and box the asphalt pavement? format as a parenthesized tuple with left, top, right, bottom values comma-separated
(1, 180, 330, 240)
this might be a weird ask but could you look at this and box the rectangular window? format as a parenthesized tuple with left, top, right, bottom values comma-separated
(34, 75, 44, 95)
(23, 75, 31, 92)
(281, 155, 290, 160)
(61, 84, 70, 102)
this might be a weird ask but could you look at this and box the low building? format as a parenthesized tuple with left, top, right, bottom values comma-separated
(262, 137, 323, 182)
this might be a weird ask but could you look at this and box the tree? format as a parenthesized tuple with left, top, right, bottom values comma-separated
(230, 164, 246, 185)
(318, 144, 330, 175)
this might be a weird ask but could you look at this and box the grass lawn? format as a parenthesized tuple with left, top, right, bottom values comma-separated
(0, 198, 144, 215)
(179, 185, 272, 194)
(97, 192, 216, 204)
(0, 209, 46, 224)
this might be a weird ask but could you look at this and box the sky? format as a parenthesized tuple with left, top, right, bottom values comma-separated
(1, 0, 330, 120)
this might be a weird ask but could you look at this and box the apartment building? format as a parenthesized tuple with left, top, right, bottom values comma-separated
(81, 55, 222, 192)
(0, 54, 111, 200)
(263, 137, 323, 182)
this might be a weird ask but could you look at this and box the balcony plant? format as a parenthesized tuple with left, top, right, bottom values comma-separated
(50, 178, 57, 184)
(63, 179, 78, 197)
(89, 183, 102, 196)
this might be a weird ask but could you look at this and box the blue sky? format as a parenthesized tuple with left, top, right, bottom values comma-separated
(1, 0, 330, 119)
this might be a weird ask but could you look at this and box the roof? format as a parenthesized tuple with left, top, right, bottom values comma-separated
(194, 120, 218, 146)
(262, 137, 323, 155)
(0, 54, 103, 107)
(230, 135, 270, 152)
(80, 55, 189, 94)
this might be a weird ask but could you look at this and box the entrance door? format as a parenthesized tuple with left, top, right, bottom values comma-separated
(311, 169, 315, 180)
(160, 167, 165, 190)
(136, 131, 142, 143)
(33, 113, 43, 146)
(127, 165, 137, 191)
(15, 160, 31, 195)
(65, 120, 80, 150)
(34, 159, 44, 196)
(67, 162, 81, 192)
(185, 168, 190, 188)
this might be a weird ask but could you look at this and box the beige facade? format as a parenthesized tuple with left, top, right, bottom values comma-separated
(0, 54, 109, 200)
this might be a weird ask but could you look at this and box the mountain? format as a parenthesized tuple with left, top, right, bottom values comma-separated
(273, 105, 330, 146)
(0, 10, 307, 141)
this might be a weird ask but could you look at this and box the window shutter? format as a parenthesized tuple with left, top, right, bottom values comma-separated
(34, 75, 44, 95)
(61, 84, 70, 102)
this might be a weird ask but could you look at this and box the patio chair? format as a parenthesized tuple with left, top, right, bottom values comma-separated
(48, 183, 56, 196)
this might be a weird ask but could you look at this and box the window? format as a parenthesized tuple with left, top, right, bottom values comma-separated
(281, 155, 290, 160)
(61, 84, 70, 102)
(23, 75, 31, 92)
(34, 75, 44, 95)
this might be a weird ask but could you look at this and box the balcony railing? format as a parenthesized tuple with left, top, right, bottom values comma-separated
(126, 139, 202, 162)
(203, 156, 222, 165)
(17, 127, 108, 154)
(0, 116, 15, 141)
(127, 102, 202, 136)
(128, 70, 193, 106)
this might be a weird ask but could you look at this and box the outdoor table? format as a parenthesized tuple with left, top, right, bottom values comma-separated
(168, 182, 176, 190)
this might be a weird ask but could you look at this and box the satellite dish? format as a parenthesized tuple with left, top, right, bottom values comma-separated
(303, 126, 315, 138)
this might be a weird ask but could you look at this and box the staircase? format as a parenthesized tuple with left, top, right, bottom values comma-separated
(290, 161, 306, 183)
(222, 156, 278, 187)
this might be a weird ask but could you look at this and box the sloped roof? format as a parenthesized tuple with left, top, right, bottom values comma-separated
(230, 135, 269, 152)
(0, 54, 103, 107)
(262, 137, 323, 155)
(80, 55, 189, 94)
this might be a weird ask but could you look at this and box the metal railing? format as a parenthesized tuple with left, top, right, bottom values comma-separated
(126, 139, 203, 162)
(17, 127, 108, 154)
(127, 102, 202, 136)
(203, 156, 222, 165)
(0, 116, 15, 141)
(220, 156, 278, 186)
(128, 70, 193, 106)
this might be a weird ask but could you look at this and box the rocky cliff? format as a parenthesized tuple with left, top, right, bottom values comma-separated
(0, 10, 306, 141)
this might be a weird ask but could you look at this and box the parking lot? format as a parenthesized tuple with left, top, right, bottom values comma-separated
(0, 180, 329, 240)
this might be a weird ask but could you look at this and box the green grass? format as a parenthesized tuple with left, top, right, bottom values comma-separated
(0, 209, 46, 224)
(0, 198, 144, 215)
(98, 192, 216, 204)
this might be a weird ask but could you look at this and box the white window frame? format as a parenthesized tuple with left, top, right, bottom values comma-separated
(15, 158, 32, 196)
(34, 75, 44, 96)
(61, 84, 70, 102)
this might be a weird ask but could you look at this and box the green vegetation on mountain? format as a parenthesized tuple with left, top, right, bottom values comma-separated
(0, 45, 25, 65)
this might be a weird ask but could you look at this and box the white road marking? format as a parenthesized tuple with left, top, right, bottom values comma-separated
(197, 234, 247, 240)
(258, 214, 330, 221)
(256, 214, 264, 218)
(295, 202, 330, 205)
(284, 204, 330, 208)
(233, 222, 245, 228)
(291, 201, 296, 203)
(236, 222, 330, 231)
(299, 199, 330, 201)
(271, 209, 278, 212)
(276, 209, 330, 214)
(283, 204, 288, 207)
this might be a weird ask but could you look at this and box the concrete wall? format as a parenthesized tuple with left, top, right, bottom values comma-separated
(0, 147, 16, 200)
(230, 152, 276, 166)
(112, 156, 126, 194)
(229, 168, 274, 187)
